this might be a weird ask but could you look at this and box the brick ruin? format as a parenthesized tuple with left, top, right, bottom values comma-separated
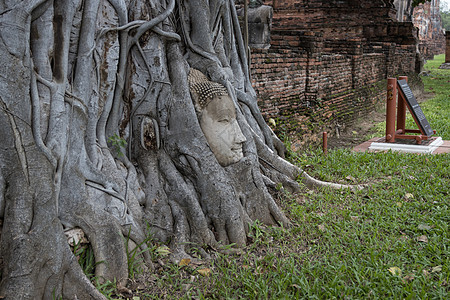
(394, 0, 414, 22)
(243, 0, 427, 148)
(446, 31, 450, 63)
(412, 0, 446, 59)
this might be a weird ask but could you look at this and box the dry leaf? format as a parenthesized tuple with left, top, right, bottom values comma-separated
(388, 267, 402, 276)
(268, 118, 276, 127)
(402, 274, 415, 283)
(350, 216, 359, 221)
(400, 234, 409, 241)
(197, 268, 211, 277)
(318, 224, 326, 232)
(417, 235, 428, 243)
(431, 265, 442, 273)
(117, 286, 133, 298)
(179, 258, 191, 267)
(418, 224, 432, 230)
(346, 175, 356, 182)
(296, 196, 306, 204)
(182, 284, 191, 292)
(157, 259, 165, 267)
(422, 269, 430, 277)
(404, 193, 414, 200)
(64, 228, 89, 246)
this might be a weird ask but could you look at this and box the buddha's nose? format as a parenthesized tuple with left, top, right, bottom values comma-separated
(233, 121, 246, 144)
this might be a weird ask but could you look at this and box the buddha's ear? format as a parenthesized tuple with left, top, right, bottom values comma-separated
(189, 91, 203, 114)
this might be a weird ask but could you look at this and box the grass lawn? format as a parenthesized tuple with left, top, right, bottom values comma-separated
(102, 56, 449, 299)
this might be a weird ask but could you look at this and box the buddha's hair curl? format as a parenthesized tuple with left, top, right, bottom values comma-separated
(188, 69, 228, 113)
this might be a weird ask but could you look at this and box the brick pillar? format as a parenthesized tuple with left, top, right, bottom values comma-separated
(446, 31, 450, 63)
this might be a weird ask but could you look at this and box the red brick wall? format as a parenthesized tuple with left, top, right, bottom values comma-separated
(250, 45, 420, 147)
(413, 0, 446, 59)
(446, 32, 450, 63)
(269, 0, 397, 34)
(247, 1, 422, 147)
(252, 50, 308, 116)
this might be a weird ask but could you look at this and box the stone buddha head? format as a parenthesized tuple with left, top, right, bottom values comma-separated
(188, 69, 246, 166)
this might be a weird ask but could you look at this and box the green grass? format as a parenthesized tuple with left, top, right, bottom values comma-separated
(419, 54, 450, 139)
(101, 56, 450, 299)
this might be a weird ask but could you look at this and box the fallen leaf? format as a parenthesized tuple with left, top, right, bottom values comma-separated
(350, 216, 359, 221)
(402, 274, 415, 283)
(404, 193, 414, 200)
(182, 284, 191, 292)
(296, 196, 306, 204)
(400, 234, 409, 241)
(388, 267, 402, 276)
(418, 224, 432, 230)
(117, 286, 133, 298)
(431, 265, 442, 273)
(179, 258, 191, 267)
(318, 224, 326, 232)
(345, 175, 356, 182)
(157, 259, 165, 267)
(417, 235, 428, 243)
(422, 269, 430, 277)
(197, 268, 211, 277)
(268, 118, 276, 127)
(156, 246, 171, 256)
(64, 228, 89, 246)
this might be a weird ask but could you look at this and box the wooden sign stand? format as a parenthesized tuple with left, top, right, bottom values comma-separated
(385, 76, 436, 144)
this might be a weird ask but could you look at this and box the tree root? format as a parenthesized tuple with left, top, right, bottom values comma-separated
(254, 130, 365, 191)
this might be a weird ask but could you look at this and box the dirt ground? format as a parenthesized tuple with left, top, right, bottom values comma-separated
(326, 92, 434, 150)
(326, 108, 385, 150)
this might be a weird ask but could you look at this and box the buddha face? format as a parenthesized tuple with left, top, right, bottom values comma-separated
(199, 95, 246, 166)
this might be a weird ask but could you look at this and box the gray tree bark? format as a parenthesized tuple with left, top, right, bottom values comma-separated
(0, 0, 351, 298)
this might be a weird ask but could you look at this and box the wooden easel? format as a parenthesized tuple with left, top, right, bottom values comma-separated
(385, 76, 435, 144)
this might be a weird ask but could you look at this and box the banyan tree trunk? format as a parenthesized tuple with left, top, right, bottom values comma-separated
(0, 0, 356, 298)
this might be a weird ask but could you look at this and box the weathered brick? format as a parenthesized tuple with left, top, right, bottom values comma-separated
(247, 0, 427, 147)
